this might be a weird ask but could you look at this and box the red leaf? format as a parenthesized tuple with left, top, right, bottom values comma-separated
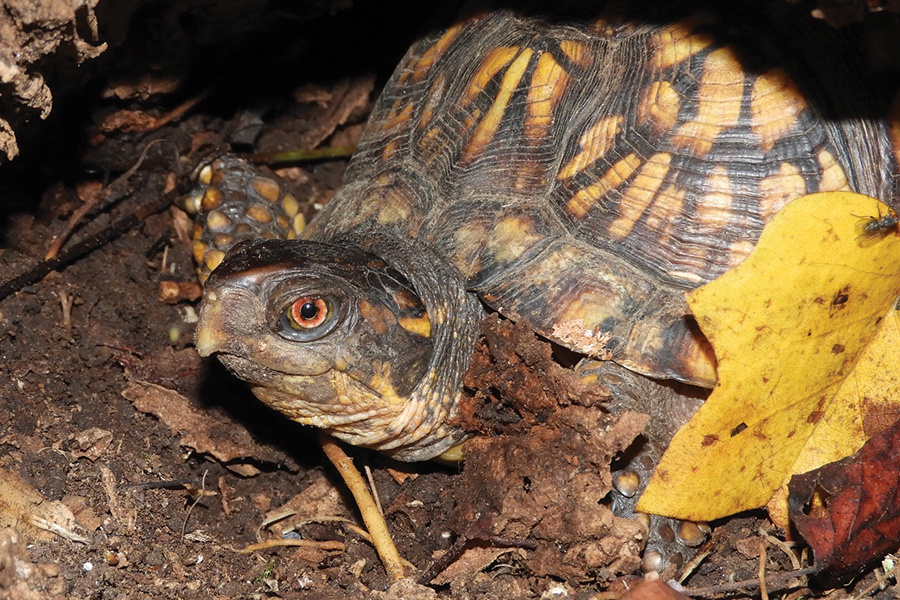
(788, 416, 900, 583)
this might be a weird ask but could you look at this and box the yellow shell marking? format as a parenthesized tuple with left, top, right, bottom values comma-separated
(759, 161, 807, 217)
(559, 40, 591, 68)
(696, 166, 733, 230)
(608, 152, 673, 239)
(462, 47, 534, 163)
(488, 215, 542, 264)
(751, 68, 808, 154)
(566, 153, 642, 218)
(383, 101, 415, 133)
(452, 222, 489, 279)
(245, 204, 273, 223)
(192, 240, 206, 264)
(374, 185, 414, 225)
(359, 300, 391, 335)
(726, 239, 757, 270)
(524, 51, 569, 141)
(638, 80, 681, 136)
(648, 15, 715, 71)
(203, 248, 225, 273)
(408, 22, 464, 83)
(644, 184, 687, 234)
(201, 187, 223, 211)
(671, 47, 745, 156)
(206, 209, 232, 232)
(558, 115, 623, 180)
(212, 233, 234, 247)
(281, 193, 299, 217)
(292, 214, 306, 236)
(817, 150, 850, 192)
(381, 139, 402, 162)
(465, 46, 518, 103)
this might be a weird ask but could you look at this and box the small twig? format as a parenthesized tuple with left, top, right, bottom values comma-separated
(850, 558, 897, 600)
(45, 139, 177, 260)
(679, 545, 712, 583)
(683, 566, 818, 597)
(760, 528, 802, 570)
(239, 538, 345, 553)
(27, 515, 90, 544)
(0, 190, 176, 301)
(149, 92, 208, 130)
(364, 465, 384, 515)
(318, 431, 405, 582)
(118, 479, 196, 491)
(245, 146, 356, 165)
(58, 290, 74, 339)
(759, 538, 770, 600)
(181, 470, 209, 541)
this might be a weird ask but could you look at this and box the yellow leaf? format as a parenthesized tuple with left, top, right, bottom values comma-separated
(636, 192, 900, 522)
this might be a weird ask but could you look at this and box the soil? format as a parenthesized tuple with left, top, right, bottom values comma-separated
(1, 1, 899, 599)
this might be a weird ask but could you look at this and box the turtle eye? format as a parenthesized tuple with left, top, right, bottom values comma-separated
(278, 295, 340, 341)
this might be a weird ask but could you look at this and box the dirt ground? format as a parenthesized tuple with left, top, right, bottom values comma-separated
(1, 1, 900, 599)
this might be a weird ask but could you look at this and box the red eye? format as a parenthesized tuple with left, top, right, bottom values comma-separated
(289, 296, 329, 329)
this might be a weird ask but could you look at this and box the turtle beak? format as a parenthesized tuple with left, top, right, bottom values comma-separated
(195, 289, 229, 357)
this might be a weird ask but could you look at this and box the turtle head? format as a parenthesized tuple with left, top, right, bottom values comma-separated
(196, 238, 461, 459)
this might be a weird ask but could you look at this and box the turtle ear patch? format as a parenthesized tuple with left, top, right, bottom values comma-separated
(398, 313, 432, 338)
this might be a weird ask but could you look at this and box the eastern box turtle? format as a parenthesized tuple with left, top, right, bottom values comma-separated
(184, 0, 900, 571)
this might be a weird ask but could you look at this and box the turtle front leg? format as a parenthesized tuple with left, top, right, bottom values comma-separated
(577, 359, 710, 578)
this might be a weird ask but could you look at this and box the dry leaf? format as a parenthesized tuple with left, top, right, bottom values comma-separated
(638, 192, 900, 521)
(789, 414, 900, 584)
(124, 379, 272, 476)
(0, 468, 87, 543)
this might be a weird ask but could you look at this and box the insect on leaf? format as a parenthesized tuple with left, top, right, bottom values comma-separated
(637, 192, 900, 522)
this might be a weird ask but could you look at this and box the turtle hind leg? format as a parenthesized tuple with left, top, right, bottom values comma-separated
(577, 358, 710, 578)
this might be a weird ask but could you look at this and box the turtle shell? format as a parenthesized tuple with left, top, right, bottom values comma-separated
(302, 1, 900, 387)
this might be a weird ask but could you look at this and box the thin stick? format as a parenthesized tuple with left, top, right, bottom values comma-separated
(45, 139, 175, 260)
(364, 465, 384, 515)
(245, 146, 355, 165)
(683, 566, 817, 597)
(239, 538, 345, 553)
(760, 528, 802, 571)
(759, 539, 769, 600)
(0, 191, 174, 301)
(318, 432, 405, 582)
(150, 92, 208, 130)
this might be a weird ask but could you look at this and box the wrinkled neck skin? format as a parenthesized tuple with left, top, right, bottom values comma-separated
(331, 231, 485, 460)
(200, 234, 484, 462)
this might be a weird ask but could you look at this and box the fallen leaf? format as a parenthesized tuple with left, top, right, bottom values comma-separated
(124, 379, 276, 476)
(638, 192, 900, 521)
(788, 414, 900, 584)
(0, 468, 87, 543)
(431, 546, 526, 587)
(69, 427, 113, 461)
(260, 474, 351, 535)
(767, 300, 900, 526)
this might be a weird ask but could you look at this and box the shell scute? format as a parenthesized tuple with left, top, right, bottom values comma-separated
(309, 3, 899, 385)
